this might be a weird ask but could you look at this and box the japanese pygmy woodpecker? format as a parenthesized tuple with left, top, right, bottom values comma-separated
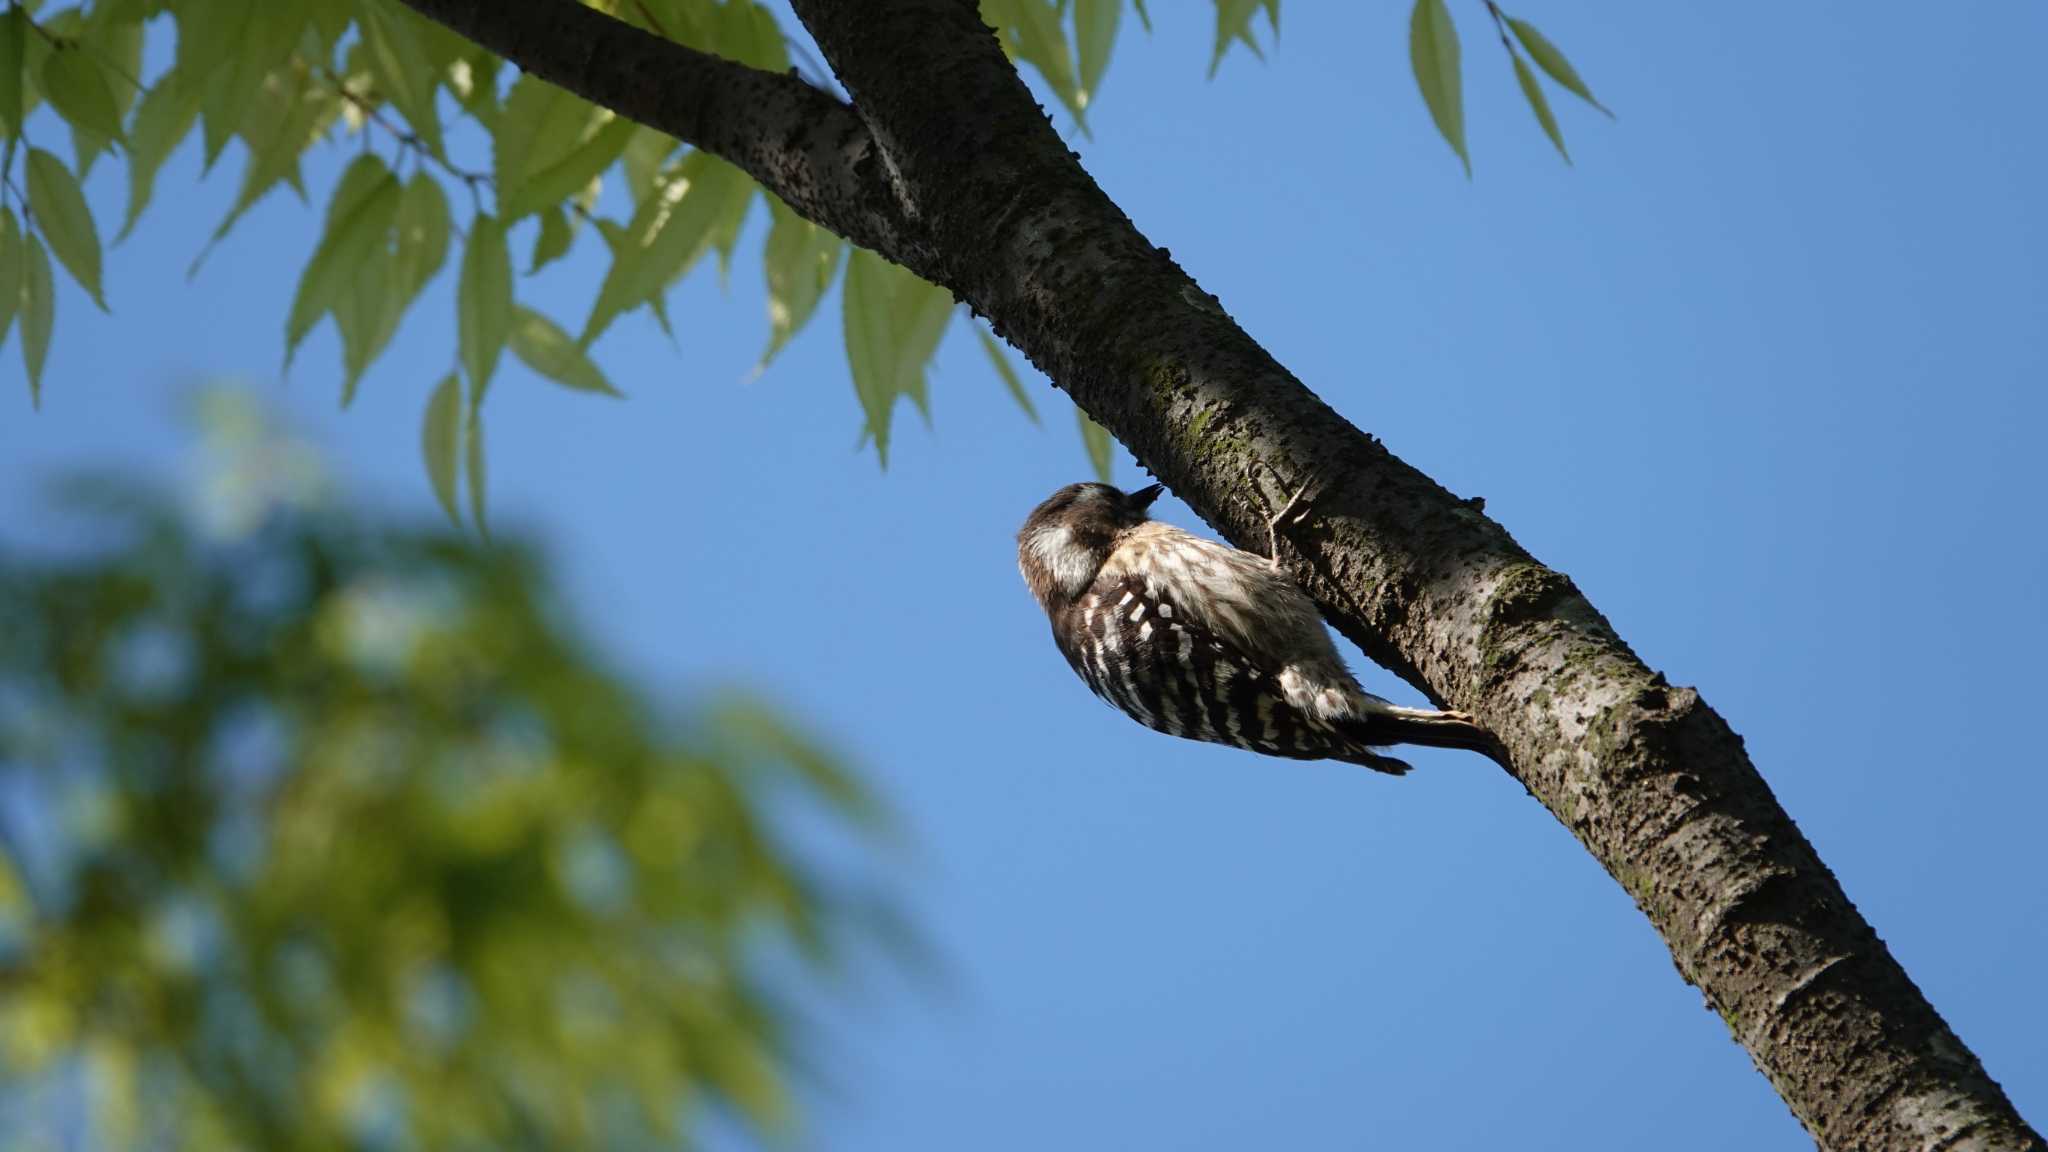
(1017, 481, 1498, 774)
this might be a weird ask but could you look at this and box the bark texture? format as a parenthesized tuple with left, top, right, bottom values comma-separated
(400, 1, 2040, 1147)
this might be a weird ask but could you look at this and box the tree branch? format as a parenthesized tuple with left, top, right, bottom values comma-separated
(398, 0, 2040, 1147)
(394, 0, 917, 260)
(792, 4, 2042, 1148)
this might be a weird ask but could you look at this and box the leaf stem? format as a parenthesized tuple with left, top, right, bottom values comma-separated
(27, 8, 148, 97)
(630, 0, 672, 39)
(19, 9, 56, 47)
(318, 64, 602, 227)
(2, 169, 28, 225)
(324, 66, 488, 191)
(1481, 0, 1514, 54)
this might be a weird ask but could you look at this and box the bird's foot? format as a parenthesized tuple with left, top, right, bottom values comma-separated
(1244, 460, 1322, 570)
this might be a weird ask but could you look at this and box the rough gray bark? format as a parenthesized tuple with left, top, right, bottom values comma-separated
(401, 1, 2040, 1147)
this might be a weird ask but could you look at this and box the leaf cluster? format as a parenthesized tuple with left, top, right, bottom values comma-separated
(1408, 0, 1609, 175)
(1, 0, 1607, 501)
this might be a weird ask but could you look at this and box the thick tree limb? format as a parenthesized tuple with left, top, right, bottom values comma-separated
(396, 0, 916, 259)
(399, 1, 2040, 1147)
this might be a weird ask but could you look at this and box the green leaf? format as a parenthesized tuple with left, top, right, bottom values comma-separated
(1076, 407, 1113, 483)
(286, 155, 400, 362)
(529, 204, 573, 274)
(985, 0, 1086, 126)
(842, 249, 954, 467)
(621, 126, 677, 205)
(69, 122, 107, 186)
(175, 0, 250, 94)
(421, 372, 463, 529)
(591, 216, 676, 345)
(197, 46, 250, 168)
(41, 45, 123, 143)
(67, 15, 142, 178)
(758, 200, 844, 372)
(713, 0, 789, 73)
(395, 173, 451, 299)
(465, 402, 488, 539)
(25, 147, 105, 308)
(581, 150, 745, 345)
(357, 0, 444, 155)
(1209, 0, 1265, 77)
(490, 76, 551, 192)
(300, 0, 356, 47)
(618, 0, 686, 36)
(842, 253, 895, 463)
(1132, 0, 1152, 34)
(409, 7, 482, 87)
(312, 152, 399, 232)
(326, 173, 445, 403)
(1408, 0, 1467, 176)
(448, 45, 499, 124)
(9, 7, 50, 129)
(709, 175, 756, 283)
(205, 71, 335, 250)
(501, 113, 631, 221)
(1074, 0, 1120, 109)
(493, 75, 600, 214)
(1506, 16, 1609, 116)
(509, 306, 621, 396)
(1513, 53, 1567, 162)
(1, 6, 27, 138)
(0, 208, 20, 349)
(18, 233, 53, 403)
(645, 285, 676, 342)
(120, 71, 204, 241)
(895, 273, 953, 426)
(191, 0, 298, 171)
(976, 327, 1038, 424)
(320, 177, 449, 399)
(98, 15, 145, 122)
(333, 242, 402, 403)
(458, 212, 513, 397)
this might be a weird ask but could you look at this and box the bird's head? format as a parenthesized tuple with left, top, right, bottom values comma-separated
(1016, 481, 1164, 608)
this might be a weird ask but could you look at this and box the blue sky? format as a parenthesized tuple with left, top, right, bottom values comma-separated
(3, 2, 2045, 1148)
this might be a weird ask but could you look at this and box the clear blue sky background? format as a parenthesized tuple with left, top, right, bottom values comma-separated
(3, 2, 2044, 1148)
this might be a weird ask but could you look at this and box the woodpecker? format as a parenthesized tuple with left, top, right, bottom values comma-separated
(1016, 480, 1499, 774)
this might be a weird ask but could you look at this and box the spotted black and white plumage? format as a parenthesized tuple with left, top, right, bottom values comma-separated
(1017, 481, 1498, 774)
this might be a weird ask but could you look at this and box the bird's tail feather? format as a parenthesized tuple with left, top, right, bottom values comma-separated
(1336, 748, 1414, 775)
(1337, 710, 1508, 769)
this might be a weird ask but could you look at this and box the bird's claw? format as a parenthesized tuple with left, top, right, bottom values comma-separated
(1244, 461, 1322, 570)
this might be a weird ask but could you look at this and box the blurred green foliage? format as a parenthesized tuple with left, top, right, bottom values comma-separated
(0, 395, 898, 1150)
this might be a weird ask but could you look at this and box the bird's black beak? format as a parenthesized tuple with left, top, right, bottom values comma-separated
(1127, 483, 1166, 512)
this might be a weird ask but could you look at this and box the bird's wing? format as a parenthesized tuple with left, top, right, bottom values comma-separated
(1068, 567, 1407, 772)
(1070, 568, 1299, 752)
(1102, 522, 1341, 673)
